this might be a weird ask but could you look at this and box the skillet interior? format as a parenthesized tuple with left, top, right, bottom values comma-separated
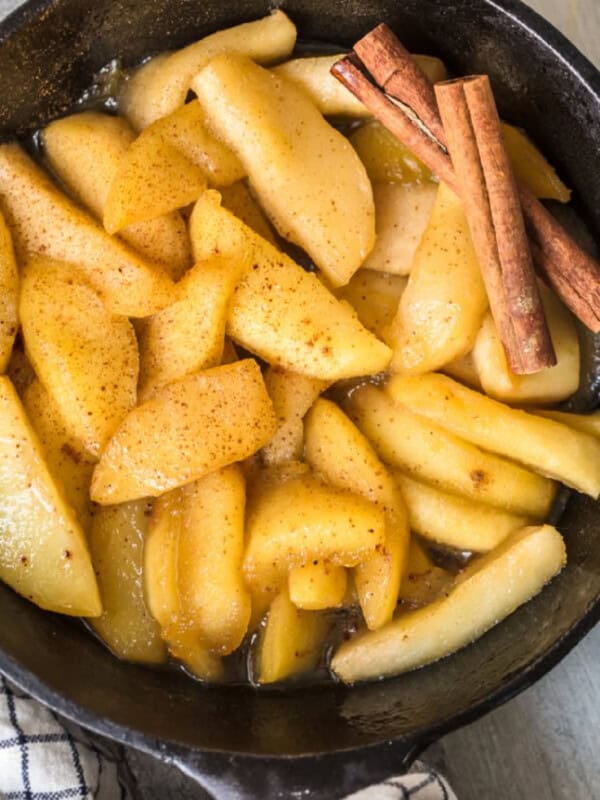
(0, 0, 598, 770)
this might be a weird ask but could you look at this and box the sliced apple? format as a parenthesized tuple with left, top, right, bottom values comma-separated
(20, 258, 138, 457)
(91, 359, 276, 504)
(120, 11, 297, 129)
(192, 54, 374, 287)
(190, 190, 391, 380)
(89, 500, 166, 664)
(0, 376, 100, 616)
(0, 212, 18, 371)
(332, 525, 566, 683)
(0, 144, 174, 317)
(42, 110, 191, 278)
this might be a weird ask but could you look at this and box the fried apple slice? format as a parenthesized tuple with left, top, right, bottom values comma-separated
(350, 120, 432, 184)
(362, 182, 437, 276)
(395, 473, 529, 552)
(192, 54, 374, 287)
(0, 377, 100, 616)
(0, 212, 18, 371)
(20, 258, 138, 457)
(23, 380, 96, 531)
(138, 253, 250, 401)
(288, 562, 347, 611)
(346, 384, 555, 518)
(389, 183, 488, 374)
(261, 367, 329, 465)
(144, 100, 244, 188)
(535, 409, 600, 438)
(103, 128, 207, 232)
(332, 525, 566, 683)
(256, 587, 330, 684)
(0, 144, 174, 316)
(144, 492, 223, 679)
(388, 373, 600, 497)
(89, 500, 166, 664)
(120, 11, 297, 129)
(243, 470, 385, 593)
(335, 269, 407, 340)
(91, 359, 276, 504)
(177, 465, 250, 655)
(42, 111, 190, 278)
(502, 123, 571, 202)
(472, 282, 580, 405)
(219, 181, 275, 243)
(304, 398, 409, 630)
(190, 190, 391, 379)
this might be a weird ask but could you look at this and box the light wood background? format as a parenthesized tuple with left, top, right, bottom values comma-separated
(0, 0, 598, 798)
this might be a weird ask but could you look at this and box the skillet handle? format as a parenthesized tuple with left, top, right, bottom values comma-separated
(170, 739, 423, 799)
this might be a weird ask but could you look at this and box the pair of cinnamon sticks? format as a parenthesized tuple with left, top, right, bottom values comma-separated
(332, 25, 600, 374)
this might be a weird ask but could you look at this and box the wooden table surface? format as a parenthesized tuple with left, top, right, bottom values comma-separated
(0, 0, 598, 798)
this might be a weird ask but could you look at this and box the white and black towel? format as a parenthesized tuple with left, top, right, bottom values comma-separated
(0, 677, 456, 799)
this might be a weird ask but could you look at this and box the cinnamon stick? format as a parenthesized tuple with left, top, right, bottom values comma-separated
(331, 55, 455, 186)
(353, 23, 446, 144)
(331, 26, 600, 333)
(519, 186, 600, 330)
(436, 77, 555, 373)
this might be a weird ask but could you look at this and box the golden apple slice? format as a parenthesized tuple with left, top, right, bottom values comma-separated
(42, 110, 190, 278)
(23, 380, 96, 531)
(472, 282, 580, 405)
(192, 54, 374, 287)
(388, 373, 600, 497)
(0, 212, 18, 371)
(346, 384, 556, 518)
(304, 398, 409, 630)
(144, 100, 244, 188)
(144, 491, 223, 679)
(395, 473, 529, 552)
(190, 190, 391, 380)
(362, 182, 437, 275)
(335, 269, 407, 340)
(350, 120, 432, 184)
(103, 128, 207, 232)
(138, 253, 249, 401)
(20, 258, 138, 457)
(120, 11, 297, 129)
(0, 376, 100, 616)
(502, 123, 571, 202)
(535, 409, 600, 438)
(91, 359, 276, 504)
(89, 500, 166, 664)
(261, 367, 330, 465)
(0, 144, 174, 316)
(243, 470, 385, 593)
(177, 465, 250, 655)
(219, 181, 275, 243)
(389, 183, 488, 374)
(256, 587, 330, 684)
(288, 562, 347, 611)
(332, 525, 566, 683)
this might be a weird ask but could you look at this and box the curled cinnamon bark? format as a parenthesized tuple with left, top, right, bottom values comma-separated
(331, 55, 455, 186)
(436, 77, 555, 373)
(332, 25, 600, 333)
(353, 23, 446, 143)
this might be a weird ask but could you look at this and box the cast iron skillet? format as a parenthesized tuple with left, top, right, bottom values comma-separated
(0, 0, 599, 797)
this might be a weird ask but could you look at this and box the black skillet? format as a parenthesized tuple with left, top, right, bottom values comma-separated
(0, 0, 599, 797)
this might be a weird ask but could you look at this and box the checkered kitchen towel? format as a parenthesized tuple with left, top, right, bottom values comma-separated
(0, 677, 456, 799)
(0, 677, 133, 799)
